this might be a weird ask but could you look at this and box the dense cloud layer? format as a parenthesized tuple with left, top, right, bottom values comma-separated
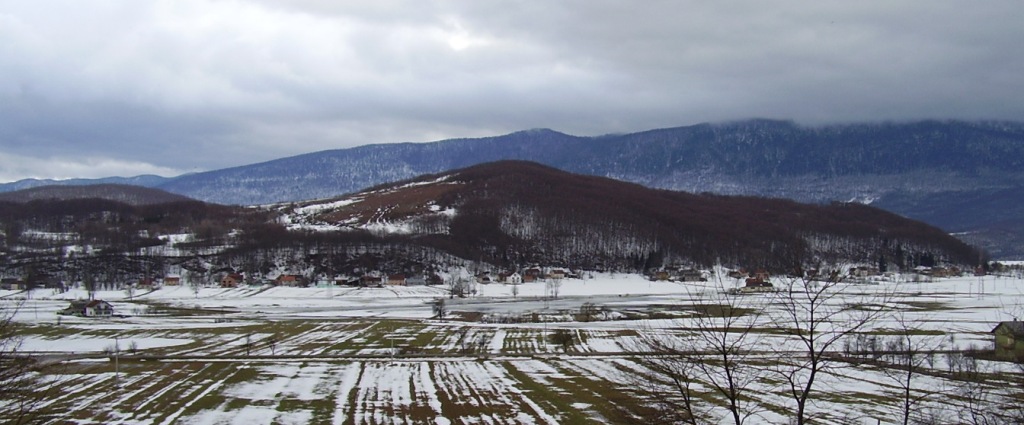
(1, 1, 1021, 180)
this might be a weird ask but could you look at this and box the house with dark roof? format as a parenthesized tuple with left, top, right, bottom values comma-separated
(58, 300, 114, 317)
(992, 321, 1024, 361)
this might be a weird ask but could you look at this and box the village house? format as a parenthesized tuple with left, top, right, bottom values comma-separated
(32, 274, 64, 290)
(992, 321, 1024, 361)
(730, 271, 774, 294)
(220, 273, 244, 288)
(427, 273, 444, 286)
(313, 277, 336, 288)
(752, 269, 770, 282)
(337, 277, 360, 287)
(275, 274, 305, 287)
(58, 300, 115, 317)
(405, 275, 426, 286)
(0, 278, 24, 291)
(547, 269, 566, 280)
(848, 266, 879, 278)
(387, 274, 407, 286)
(162, 275, 181, 286)
(929, 267, 952, 278)
(651, 270, 671, 281)
(476, 272, 493, 284)
(677, 268, 705, 282)
(137, 278, 157, 290)
(360, 274, 383, 287)
(506, 272, 522, 285)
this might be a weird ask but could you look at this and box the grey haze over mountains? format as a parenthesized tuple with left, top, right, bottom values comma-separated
(3, 119, 1023, 258)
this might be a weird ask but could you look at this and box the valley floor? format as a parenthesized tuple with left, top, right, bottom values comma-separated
(4, 273, 1024, 424)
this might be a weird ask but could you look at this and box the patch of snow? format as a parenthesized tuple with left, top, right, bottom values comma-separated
(20, 336, 191, 353)
(294, 197, 360, 216)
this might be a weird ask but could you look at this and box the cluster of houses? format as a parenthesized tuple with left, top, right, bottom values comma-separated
(648, 267, 707, 282)
(3, 262, 988, 295)
(912, 265, 985, 278)
(475, 268, 576, 285)
(725, 269, 776, 294)
(220, 273, 443, 288)
(208, 267, 586, 289)
(0, 276, 67, 291)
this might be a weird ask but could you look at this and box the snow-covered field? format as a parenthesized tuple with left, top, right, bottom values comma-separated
(3, 273, 1024, 424)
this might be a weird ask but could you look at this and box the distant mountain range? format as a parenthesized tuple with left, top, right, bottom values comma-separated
(0, 175, 174, 192)
(0, 184, 191, 206)
(2, 119, 1022, 258)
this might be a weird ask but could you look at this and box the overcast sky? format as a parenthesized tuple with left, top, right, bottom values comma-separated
(1, 1, 1022, 181)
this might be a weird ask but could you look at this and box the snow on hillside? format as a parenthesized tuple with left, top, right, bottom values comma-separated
(276, 174, 460, 233)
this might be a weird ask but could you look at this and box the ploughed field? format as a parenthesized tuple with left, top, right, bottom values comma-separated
(5, 272, 1024, 424)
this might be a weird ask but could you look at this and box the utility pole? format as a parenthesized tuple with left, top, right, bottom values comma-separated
(114, 336, 120, 386)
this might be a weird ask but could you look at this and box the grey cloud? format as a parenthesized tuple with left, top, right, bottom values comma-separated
(0, 1, 1022, 181)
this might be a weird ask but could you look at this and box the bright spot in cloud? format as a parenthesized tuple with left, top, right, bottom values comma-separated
(442, 17, 487, 51)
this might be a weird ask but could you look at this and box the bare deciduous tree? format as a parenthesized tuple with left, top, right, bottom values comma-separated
(123, 283, 136, 301)
(948, 354, 1002, 425)
(772, 270, 893, 425)
(578, 302, 600, 322)
(243, 333, 253, 356)
(448, 277, 469, 299)
(633, 282, 770, 425)
(82, 274, 98, 301)
(877, 312, 941, 425)
(549, 329, 574, 353)
(546, 278, 562, 300)
(267, 334, 279, 356)
(0, 300, 57, 424)
(432, 298, 447, 322)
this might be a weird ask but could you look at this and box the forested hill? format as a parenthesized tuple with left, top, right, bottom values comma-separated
(0, 184, 194, 206)
(0, 161, 981, 286)
(277, 161, 981, 271)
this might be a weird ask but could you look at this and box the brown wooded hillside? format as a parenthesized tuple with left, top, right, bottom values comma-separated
(284, 161, 980, 271)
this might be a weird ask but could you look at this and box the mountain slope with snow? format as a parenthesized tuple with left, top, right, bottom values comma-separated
(274, 160, 981, 270)
(4, 119, 1023, 257)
